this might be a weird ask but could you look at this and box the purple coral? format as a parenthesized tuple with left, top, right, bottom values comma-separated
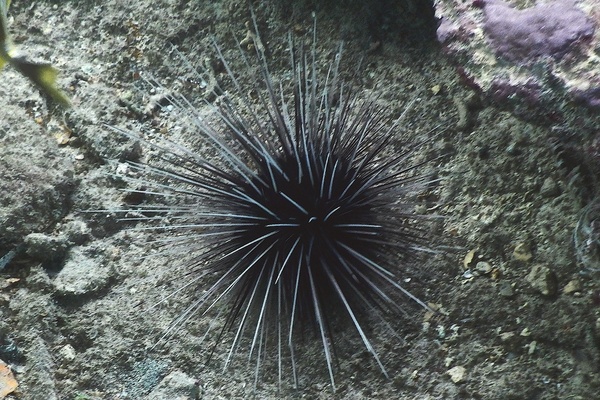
(481, 0, 595, 63)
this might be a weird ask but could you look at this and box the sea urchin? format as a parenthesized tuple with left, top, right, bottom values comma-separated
(110, 14, 436, 391)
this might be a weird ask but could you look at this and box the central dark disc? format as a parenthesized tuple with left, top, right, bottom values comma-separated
(256, 152, 373, 242)
(230, 149, 381, 316)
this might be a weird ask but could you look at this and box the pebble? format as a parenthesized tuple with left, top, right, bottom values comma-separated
(447, 365, 467, 384)
(562, 279, 582, 295)
(58, 344, 76, 361)
(463, 249, 477, 269)
(475, 261, 492, 274)
(147, 370, 200, 400)
(539, 177, 560, 198)
(498, 282, 515, 298)
(24, 233, 68, 262)
(513, 242, 533, 262)
(526, 264, 558, 296)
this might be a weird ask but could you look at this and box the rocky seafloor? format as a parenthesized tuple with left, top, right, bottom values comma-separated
(1, 0, 600, 399)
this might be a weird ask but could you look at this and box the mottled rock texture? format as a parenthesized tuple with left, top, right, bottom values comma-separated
(436, 0, 600, 123)
(483, 0, 594, 62)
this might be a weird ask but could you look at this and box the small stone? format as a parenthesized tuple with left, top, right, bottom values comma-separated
(513, 242, 532, 262)
(58, 344, 76, 361)
(410, 370, 419, 380)
(463, 249, 477, 269)
(414, 204, 428, 214)
(526, 264, 558, 296)
(499, 331, 515, 342)
(562, 279, 582, 295)
(475, 261, 492, 274)
(147, 370, 199, 400)
(539, 177, 560, 198)
(447, 365, 467, 384)
(436, 325, 446, 339)
(24, 233, 68, 262)
(498, 282, 515, 298)
(53, 246, 112, 296)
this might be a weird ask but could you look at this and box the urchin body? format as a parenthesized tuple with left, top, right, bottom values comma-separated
(114, 16, 433, 391)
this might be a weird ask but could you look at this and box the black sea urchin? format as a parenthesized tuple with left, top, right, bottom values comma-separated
(111, 15, 436, 391)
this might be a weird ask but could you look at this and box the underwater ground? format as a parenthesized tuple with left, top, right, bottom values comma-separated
(1, 0, 599, 399)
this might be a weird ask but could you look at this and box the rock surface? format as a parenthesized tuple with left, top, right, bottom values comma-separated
(1, 1, 600, 399)
(436, 0, 600, 123)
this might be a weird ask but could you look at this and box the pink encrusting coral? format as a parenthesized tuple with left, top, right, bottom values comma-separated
(481, 0, 595, 62)
(435, 0, 600, 116)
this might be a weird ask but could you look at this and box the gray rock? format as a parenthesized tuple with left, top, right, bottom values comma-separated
(0, 112, 74, 248)
(53, 244, 113, 296)
(24, 233, 69, 262)
(526, 264, 558, 296)
(147, 370, 200, 400)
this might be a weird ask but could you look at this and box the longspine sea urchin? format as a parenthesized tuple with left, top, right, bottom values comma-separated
(109, 13, 437, 392)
